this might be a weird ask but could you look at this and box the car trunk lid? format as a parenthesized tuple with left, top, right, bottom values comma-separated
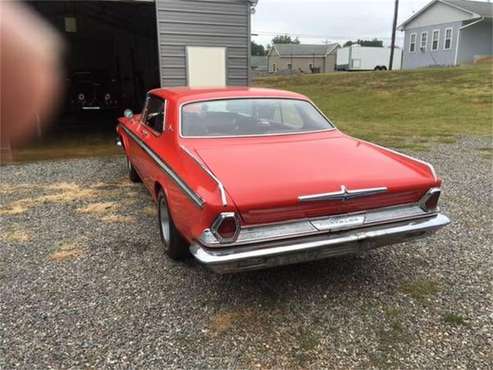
(191, 132, 437, 224)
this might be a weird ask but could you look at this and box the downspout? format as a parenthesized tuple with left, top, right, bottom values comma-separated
(455, 17, 484, 65)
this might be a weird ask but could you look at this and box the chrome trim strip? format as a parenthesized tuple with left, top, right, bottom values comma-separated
(298, 186, 388, 202)
(361, 139, 438, 182)
(178, 96, 336, 139)
(190, 214, 450, 273)
(120, 125, 204, 208)
(180, 145, 228, 207)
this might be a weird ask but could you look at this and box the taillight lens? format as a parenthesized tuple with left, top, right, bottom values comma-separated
(420, 188, 441, 211)
(217, 217, 237, 239)
(211, 212, 239, 242)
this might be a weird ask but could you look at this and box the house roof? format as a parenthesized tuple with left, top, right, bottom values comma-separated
(444, 0, 493, 17)
(399, 0, 493, 29)
(271, 43, 339, 57)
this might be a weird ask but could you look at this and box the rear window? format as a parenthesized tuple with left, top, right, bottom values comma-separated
(181, 99, 333, 137)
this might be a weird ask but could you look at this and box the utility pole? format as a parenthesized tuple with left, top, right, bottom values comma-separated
(389, 0, 399, 71)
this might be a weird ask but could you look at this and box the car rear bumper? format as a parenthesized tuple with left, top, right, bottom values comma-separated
(189, 213, 450, 273)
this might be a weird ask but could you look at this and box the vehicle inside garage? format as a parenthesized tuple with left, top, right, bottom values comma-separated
(25, 0, 160, 137)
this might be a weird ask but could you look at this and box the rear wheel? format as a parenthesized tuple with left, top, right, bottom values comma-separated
(157, 190, 189, 260)
(127, 157, 141, 183)
(374, 66, 382, 71)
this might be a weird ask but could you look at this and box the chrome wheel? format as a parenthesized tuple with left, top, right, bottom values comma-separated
(159, 197, 171, 248)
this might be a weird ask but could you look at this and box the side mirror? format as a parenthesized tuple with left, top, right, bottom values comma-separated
(123, 109, 134, 118)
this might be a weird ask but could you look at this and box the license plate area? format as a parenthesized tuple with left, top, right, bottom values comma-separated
(310, 214, 365, 232)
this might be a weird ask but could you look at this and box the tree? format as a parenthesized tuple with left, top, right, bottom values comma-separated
(251, 41, 266, 56)
(343, 38, 383, 47)
(272, 34, 300, 45)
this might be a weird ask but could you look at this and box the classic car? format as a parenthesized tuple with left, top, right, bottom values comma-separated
(68, 70, 121, 112)
(116, 87, 450, 273)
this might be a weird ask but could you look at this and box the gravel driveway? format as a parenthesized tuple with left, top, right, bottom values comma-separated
(1, 136, 491, 369)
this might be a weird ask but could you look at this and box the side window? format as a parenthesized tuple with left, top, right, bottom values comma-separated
(420, 32, 428, 50)
(143, 95, 165, 134)
(409, 33, 417, 52)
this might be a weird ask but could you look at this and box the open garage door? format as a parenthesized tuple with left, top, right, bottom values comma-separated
(26, 1, 160, 131)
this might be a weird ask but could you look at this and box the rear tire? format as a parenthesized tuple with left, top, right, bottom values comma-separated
(157, 190, 190, 260)
(127, 157, 141, 183)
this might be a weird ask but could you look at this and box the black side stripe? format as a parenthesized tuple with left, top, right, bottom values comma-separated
(120, 125, 205, 208)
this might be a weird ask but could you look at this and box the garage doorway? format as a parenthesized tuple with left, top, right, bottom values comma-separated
(24, 1, 160, 141)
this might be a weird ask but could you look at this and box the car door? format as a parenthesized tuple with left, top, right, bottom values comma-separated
(136, 94, 166, 190)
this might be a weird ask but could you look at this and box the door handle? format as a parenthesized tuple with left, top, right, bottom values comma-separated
(141, 128, 149, 137)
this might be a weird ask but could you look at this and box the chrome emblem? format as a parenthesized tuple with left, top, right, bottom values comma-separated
(298, 185, 388, 203)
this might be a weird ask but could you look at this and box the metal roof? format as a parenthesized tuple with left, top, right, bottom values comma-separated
(272, 43, 339, 57)
(443, 0, 493, 17)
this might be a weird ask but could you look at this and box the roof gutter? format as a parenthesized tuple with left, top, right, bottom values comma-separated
(454, 16, 484, 65)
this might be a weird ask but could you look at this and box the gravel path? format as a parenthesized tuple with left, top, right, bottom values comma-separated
(1, 136, 492, 369)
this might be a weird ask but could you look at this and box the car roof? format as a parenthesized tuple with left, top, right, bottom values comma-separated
(148, 87, 308, 104)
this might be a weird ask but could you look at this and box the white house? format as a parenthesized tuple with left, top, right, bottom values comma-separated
(399, 0, 492, 69)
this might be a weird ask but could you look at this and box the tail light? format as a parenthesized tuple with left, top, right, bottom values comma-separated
(420, 188, 441, 211)
(211, 212, 240, 243)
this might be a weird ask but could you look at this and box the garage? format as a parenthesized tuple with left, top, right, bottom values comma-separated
(3, 0, 255, 162)
(26, 0, 160, 132)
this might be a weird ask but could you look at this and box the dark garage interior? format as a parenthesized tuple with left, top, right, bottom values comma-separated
(17, 0, 160, 160)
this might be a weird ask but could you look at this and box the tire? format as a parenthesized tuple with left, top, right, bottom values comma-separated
(381, 66, 387, 71)
(127, 157, 141, 183)
(157, 189, 190, 260)
(374, 66, 382, 71)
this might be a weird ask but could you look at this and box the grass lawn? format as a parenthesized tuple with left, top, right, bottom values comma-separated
(6, 63, 492, 164)
(255, 62, 493, 150)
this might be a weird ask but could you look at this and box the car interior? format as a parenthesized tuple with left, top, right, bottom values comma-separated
(181, 99, 331, 137)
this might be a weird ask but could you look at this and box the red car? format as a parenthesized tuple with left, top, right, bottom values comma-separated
(116, 87, 449, 273)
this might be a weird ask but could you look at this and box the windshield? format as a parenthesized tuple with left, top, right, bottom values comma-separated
(181, 98, 334, 137)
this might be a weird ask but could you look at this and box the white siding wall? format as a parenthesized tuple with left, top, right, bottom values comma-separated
(457, 18, 493, 64)
(402, 21, 462, 69)
(406, 1, 474, 28)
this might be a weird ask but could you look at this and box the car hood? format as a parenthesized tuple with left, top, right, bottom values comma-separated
(191, 132, 438, 224)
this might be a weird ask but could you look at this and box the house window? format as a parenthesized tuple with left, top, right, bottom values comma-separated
(409, 33, 417, 52)
(420, 32, 428, 50)
(272, 63, 277, 72)
(432, 30, 440, 51)
(287, 63, 292, 70)
(444, 28, 453, 50)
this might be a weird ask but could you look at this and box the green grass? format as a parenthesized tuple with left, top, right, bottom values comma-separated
(400, 279, 440, 301)
(477, 146, 493, 160)
(443, 312, 468, 326)
(256, 63, 493, 149)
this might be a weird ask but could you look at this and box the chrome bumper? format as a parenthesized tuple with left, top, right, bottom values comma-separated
(189, 214, 450, 273)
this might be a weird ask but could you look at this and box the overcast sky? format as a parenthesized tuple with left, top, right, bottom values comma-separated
(251, 0, 434, 47)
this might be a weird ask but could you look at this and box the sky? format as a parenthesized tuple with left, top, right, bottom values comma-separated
(251, 0, 434, 47)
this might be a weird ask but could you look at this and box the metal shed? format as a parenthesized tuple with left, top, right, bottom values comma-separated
(156, 0, 256, 87)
